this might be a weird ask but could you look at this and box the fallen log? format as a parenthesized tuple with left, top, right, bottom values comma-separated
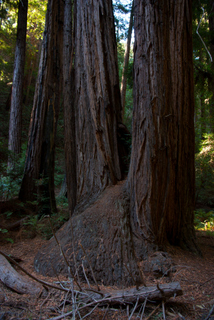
(0, 254, 41, 295)
(83, 281, 183, 305)
(46, 282, 183, 320)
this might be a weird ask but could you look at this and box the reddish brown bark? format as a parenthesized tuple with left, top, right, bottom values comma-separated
(74, 0, 123, 210)
(128, 0, 198, 257)
(63, 0, 76, 215)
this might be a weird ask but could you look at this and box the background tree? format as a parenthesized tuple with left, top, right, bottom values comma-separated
(19, 0, 64, 215)
(8, 0, 28, 168)
(120, 1, 133, 120)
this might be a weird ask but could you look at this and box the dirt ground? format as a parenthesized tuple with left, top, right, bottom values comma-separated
(0, 217, 214, 319)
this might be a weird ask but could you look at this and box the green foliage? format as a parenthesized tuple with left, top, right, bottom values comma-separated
(195, 134, 214, 205)
(0, 142, 27, 200)
(194, 209, 214, 232)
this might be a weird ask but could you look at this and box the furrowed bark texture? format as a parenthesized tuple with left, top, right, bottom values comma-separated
(74, 0, 123, 210)
(128, 0, 197, 256)
(121, 1, 134, 120)
(19, 0, 64, 215)
(8, 0, 28, 165)
(63, 0, 76, 215)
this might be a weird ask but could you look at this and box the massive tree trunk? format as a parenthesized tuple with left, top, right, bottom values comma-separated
(63, 0, 76, 215)
(8, 0, 28, 167)
(19, 0, 64, 215)
(34, 0, 200, 286)
(34, 0, 140, 285)
(74, 0, 123, 211)
(128, 0, 198, 258)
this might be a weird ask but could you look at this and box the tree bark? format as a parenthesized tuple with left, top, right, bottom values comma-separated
(120, 1, 134, 120)
(74, 0, 123, 211)
(19, 0, 64, 215)
(8, 0, 28, 168)
(63, 0, 76, 215)
(128, 0, 199, 258)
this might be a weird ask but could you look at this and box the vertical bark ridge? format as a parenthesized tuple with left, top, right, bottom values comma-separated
(74, 0, 122, 210)
(128, 0, 198, 258)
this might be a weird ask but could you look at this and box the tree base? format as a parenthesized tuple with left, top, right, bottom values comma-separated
(34, 182, 142, 286)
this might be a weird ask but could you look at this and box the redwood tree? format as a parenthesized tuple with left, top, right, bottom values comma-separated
(73, 0, 123, 211)
(19, 0, 64, 215)
(128, 0, 198, 257)
(34, 0, 199, 285)
(8, 0, 28, 167)
(63, 0, 76, 215)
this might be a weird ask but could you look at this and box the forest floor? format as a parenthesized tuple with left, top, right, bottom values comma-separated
(0, 207, 214, 320)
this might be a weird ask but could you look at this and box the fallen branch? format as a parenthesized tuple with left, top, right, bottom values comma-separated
(46, 282, 182, 320)
(0, 254, 41, 295)
(0, 250, 68, 293)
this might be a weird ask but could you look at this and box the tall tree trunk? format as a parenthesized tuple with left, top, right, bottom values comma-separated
(209, 1, 214, 132)
(19, 0, 64, 216)
(63, 0, 76, 215)
(8, 0, 28, 168)
(120, 1, 133, 120)
(128, 0, 199, 258)
(74, 0, 123, 210)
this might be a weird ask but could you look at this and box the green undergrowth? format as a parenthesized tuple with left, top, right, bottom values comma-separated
(194, 209, 214, 234)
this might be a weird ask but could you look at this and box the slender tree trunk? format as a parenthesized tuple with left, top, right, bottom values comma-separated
(128, 0, 199, 258)
(74, 0, 123, 211)
(8, 0, 28, 168)
(63, 0, 76, 215)
(19, 0, 64, 216)
(120, 1, 133, 120)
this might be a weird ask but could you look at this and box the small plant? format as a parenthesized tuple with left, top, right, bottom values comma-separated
(0, 228, 8, 234)
(195, 134, 214, 206)
(194, 209, 214, 232)
(0, 142, 27, 200)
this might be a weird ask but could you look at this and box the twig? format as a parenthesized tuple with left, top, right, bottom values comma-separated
(0, 250, 68, 292)
(69, 219, 81, 284)
(48, 216, 82, 291)
(102, 304, 110, 320)
(82, 261, 91, 288)
(144, 303, 161, 320)
(128, 296, 139, 319)
(81, 302, 100, 319)
(162, 300, 166, 320)
(140, 297, 148, 320)
(204, 304, 214, 320)
(79, 242, 100, 291)
(196, 7, 213, 62)
(200, 277, 214, 287)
